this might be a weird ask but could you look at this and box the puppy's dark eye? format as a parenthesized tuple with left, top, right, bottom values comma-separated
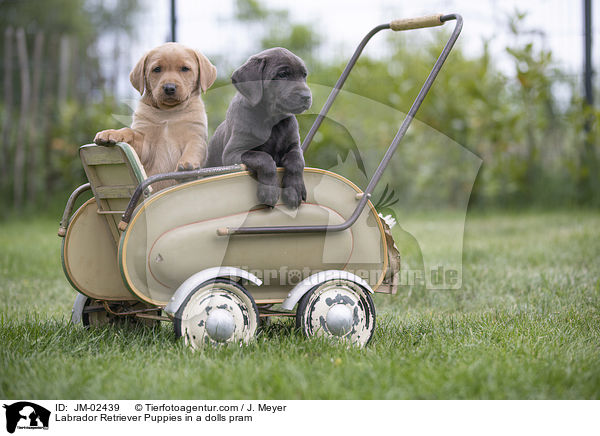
(152, 66, 161, 73)
(277, 71, 289, 79)
(181, 66, 190, 72)
(302, 71, 308, 78)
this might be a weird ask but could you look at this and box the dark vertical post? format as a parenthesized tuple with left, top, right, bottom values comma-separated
(581, 0, 596, 204)
(170, 0, 177, 42)
(584, 0, 593, 107)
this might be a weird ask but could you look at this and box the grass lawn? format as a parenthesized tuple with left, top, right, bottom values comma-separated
(1, 210, 599, 399)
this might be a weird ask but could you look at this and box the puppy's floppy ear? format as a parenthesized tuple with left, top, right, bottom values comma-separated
(129, 51, 148, 95)
(194, 50, 217, 93)
(231, 56, 265, 106)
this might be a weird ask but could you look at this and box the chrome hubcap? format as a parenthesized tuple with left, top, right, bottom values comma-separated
(326, 304, 353, 336)
(205, 308, 236, 342)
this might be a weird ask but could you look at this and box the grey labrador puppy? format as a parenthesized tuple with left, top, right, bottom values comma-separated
(206, 47, 312, 208)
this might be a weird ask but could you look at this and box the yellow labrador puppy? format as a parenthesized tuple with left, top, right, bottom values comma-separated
(94, 43, 217, 189)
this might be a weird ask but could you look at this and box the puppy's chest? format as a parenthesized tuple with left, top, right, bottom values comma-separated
(148, 121, 190, 145)
(132, 102, 207, 173)
(139, 124, 187, 172)
(255, 118, 297, 164)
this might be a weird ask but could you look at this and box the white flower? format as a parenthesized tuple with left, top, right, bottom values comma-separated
(378, 213, 396, 228)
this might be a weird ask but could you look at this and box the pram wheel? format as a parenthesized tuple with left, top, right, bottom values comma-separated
(71, 294, 161, 328)
(173, 279, 259, 348)
(296, 278, 376, 346)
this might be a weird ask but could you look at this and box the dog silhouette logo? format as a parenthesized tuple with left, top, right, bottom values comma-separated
(2, 402, 50, 433)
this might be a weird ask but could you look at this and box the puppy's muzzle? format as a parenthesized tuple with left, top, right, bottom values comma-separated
(300, 92, 311, 105)
(163, 83, 177, 96)
(295, 90, 312, 111)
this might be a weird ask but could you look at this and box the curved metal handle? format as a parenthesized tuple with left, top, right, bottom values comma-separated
(220, 14, 463, 236)
(390, 14, 443, 31)
(58, 183, 91, 237)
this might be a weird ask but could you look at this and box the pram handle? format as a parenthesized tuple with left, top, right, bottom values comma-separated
(390, 14, 443, 31)
(218, 14, 463, 236)
(58, 183, 91, 237)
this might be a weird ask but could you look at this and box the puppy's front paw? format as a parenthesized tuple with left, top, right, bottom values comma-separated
(94, 130, 116, 146)
(94, 129, 133, 146)
(177, 159, 201, 171)
(257, 183, 279, 207)
(282, 180, 306, 209)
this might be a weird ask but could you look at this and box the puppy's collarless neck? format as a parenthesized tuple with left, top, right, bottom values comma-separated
(140, 94, 199, 111)
(135, 97, 203, 125)
(264, 113, 291, 127)
(237, 93, 291, 123)
(139, 96, 198, 111)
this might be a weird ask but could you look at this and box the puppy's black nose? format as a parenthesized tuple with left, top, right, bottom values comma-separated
(298, 90, 312, 102)
(163, 83, 177, 95)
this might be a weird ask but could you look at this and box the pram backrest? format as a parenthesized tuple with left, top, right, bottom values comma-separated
(79, 142, 148, 243)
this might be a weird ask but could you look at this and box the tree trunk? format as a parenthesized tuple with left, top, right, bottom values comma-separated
(41, 34, 58, 201)
(27, 31, 45, 203)
(1, 27, 14, 194)
(57, 35, 70, 105)
(13, 28, 31, 212)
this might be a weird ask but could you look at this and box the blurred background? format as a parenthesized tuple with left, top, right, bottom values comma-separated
(0, 0, 598, 216)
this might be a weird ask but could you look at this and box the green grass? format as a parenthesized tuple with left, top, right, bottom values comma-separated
(1, 210, 599, 399)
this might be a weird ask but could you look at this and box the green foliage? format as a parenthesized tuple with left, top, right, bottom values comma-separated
(220, 3, 600, 209)
(295, 18, 598, 208)
(1, 0, 94, 38)
(234, 0, 271, 21)
(0, 0, 139, 36)
(47, 95, 127, 194)
(262, 23, 322, 64)
(234, 0, 322, 63)
(3, 0, 598, 213)
(0, 0, 140, 215)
